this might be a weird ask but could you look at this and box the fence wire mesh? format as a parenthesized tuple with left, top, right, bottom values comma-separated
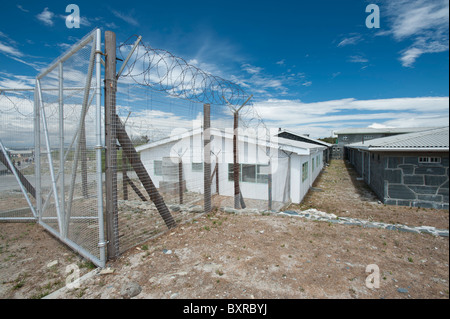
(35, 29, 104, 266)
(112, 75, 291, 253)
(0, 30, 325, 270)
(0, 90, 36, 221)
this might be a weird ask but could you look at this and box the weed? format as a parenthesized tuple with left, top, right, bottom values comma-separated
(215, 269, 224, 276)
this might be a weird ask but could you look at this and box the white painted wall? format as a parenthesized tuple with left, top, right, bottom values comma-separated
(138, 131, 325, 205)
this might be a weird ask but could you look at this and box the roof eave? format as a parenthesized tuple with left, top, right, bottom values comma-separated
(347, 146, 449, 152)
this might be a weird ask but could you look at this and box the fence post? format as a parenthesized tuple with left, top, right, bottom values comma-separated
(178, 158, 183, 204)
(268, 160, 272, 211)
(203, 103, 211, 213)
(215, 156, 219, 195)
(233, 112, 240, 209)
(104, 30, 119, 259)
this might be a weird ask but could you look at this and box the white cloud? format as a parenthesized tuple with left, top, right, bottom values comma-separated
(382, 0, 449, 67)
(36, 7, 55, 26)
(337, 34, 362, 47)
(331, 72, 341, 78)
(58, 14, 92, 27)
(0, 72, 34, 89)
(110, 9, 139, 26)
(0, 42, 24, 57)
(17, 4, 29, 12)
(242, 64, 263, 75)
(368, 123, 393, 129)
(0, 41, 44, 70)
(252, 96, 449, 137)
(348, 55, 368, 63)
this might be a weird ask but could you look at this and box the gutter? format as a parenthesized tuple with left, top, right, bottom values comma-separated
(347, 147, 449, 152)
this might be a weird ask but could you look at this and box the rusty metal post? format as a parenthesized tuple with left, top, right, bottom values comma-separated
(203, 103, 211, 213)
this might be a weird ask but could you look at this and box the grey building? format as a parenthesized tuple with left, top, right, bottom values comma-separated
(346, 126, 449, 210)
(334, 127, 436, 159)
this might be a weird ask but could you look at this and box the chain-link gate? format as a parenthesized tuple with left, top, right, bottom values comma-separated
(34, 28, 105, 267)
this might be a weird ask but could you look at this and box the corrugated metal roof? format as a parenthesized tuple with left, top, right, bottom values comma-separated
(335, 127, 437, 135)
(347, 126, 449, 151)
(136, 128, 324, 155)
(277, 129, 333, 147)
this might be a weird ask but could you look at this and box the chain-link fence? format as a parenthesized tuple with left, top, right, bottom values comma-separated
(0, 89, 37, 221)
(1, 29, 327, 270)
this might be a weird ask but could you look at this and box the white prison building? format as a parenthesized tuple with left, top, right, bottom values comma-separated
(136, 128, 326, 207)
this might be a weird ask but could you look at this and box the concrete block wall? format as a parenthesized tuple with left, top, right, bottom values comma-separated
(384, 155, 449, 209)
(346, 148, 449, 210)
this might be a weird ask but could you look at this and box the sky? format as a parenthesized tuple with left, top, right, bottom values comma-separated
(0, 0, 449, 139)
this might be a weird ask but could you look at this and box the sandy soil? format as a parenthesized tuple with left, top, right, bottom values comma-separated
(0, 159, 448, 299)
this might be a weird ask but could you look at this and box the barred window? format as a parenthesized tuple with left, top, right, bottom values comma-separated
(419, 157, 441, 163)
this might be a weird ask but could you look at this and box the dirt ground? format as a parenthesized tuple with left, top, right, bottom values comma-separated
(0, 159, 448, 299)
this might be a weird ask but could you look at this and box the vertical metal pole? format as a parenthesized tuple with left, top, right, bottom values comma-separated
(81, 124, 88, 198)
(203, 103, 211, 213)
(104, 30, 119, 259)
(268, 160, 272, 211)
(95, 29, 106, 267)
(66, 39, 96, 224)
(34, 82, 42, 223)
(233, 111, 240, 209)
(37, 79, 63, 235)
(59, 62, 66, 235)
(178, 158, 183, 204)
(215, 155, 219, 195)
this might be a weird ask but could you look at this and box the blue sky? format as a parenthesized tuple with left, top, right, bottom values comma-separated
(0, 0, 448, 138)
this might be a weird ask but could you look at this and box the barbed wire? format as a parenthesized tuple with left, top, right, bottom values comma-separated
(117, 35, 251, 106)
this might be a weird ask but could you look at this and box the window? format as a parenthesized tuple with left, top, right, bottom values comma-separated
(419, 157, 441, 163)
(242, 164, 256, 183)
(192, 162, 203, 172)
(302, 162, 309, 182)
(228, 163, 236, 182)
(312, 158, 315, 171)
(228, 163, 268, 184)
(257, 165, 269, 184)
(154, 160, 162, 176)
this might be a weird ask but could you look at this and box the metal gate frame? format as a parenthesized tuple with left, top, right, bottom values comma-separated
(34, 28, 106, 268)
